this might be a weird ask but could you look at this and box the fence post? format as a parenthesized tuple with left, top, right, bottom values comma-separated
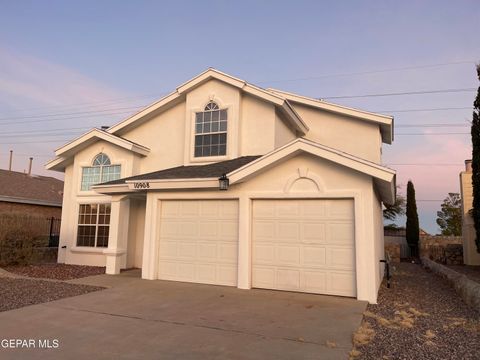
(49, 217, 54, 243)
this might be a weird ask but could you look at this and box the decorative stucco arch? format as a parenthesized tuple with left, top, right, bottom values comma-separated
(283, 167, 326, 193)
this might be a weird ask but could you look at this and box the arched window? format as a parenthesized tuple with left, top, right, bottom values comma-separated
(194, 101, 227, 157)
(92, 153, 111, 166)
(80, 153, 121, 191)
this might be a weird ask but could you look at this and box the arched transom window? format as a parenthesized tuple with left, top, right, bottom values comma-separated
(194, 101, 227, 157)
(80, 153, 121, 191)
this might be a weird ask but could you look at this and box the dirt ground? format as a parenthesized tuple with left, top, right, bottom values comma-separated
(3, 263, 105, 280)
(0, 277, 103, 312)
(351, 262, 480, 360)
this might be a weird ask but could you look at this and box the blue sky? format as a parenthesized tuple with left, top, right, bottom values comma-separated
(0, 0, 479, 233)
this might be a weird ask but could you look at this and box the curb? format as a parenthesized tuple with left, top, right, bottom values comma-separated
(421, 257, 480, 312)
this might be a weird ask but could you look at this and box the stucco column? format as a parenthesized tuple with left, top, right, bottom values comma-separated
(237, 195, 252, 289)
(141, 192, 158, 280)
(104, 195, 130, 275)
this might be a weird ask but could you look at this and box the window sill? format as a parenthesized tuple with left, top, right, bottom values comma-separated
(70, 246, 106, 254)
(189, 155, 230, 165)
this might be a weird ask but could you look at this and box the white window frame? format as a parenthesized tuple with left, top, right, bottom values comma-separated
(76, 203, 111, 248)
(193, 101, 228, 158)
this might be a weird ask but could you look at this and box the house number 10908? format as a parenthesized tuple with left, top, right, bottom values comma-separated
(133, 182, 150, 189)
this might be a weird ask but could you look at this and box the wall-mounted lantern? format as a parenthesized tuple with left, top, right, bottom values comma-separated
(218, 173, 229, 191)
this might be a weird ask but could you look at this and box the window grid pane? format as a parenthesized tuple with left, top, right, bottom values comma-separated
(81, 167, 101, 191)
(101, 165, 121, 183)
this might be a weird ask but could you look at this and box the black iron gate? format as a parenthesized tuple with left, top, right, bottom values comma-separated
(48, 217, 61, 247)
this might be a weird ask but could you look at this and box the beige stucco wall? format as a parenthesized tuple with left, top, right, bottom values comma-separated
(120, 101, 187, 174)
(293, 103, 382, 163)
(140, 153, 382, 303)
(240, 93, 275, 155)
(460, 171, 480, 265)
(274, 110, 297, 148)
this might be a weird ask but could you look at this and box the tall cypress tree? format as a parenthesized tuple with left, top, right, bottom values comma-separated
(471, 64, 480, 253)
(406, 180, 420, 256)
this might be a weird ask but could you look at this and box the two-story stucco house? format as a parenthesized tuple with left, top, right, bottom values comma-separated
(46, 69, 395, 303)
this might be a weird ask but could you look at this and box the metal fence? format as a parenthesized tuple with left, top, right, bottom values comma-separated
(0, 214, 61, 247)
(47, 217, 61, 247)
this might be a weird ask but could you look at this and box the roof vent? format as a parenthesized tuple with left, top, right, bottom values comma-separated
(100, 126, 109, 131)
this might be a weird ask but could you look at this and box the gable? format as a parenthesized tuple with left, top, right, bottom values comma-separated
(46, 129, 150, 172)
(107, 68, 308, 137)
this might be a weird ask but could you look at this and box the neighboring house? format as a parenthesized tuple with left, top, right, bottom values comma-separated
(0, 169, 63, 218)
(46, 69, 395, 303)
(460, 159, 480, 265)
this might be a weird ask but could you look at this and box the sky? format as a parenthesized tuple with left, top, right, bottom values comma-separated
(0, 0, 479, 234)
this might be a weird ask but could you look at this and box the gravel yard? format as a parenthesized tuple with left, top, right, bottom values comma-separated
(0, 277, 103, 312)
(351, 262, 480, 360)
(446, 265, 480, 284)
(3, 263, 106, 280)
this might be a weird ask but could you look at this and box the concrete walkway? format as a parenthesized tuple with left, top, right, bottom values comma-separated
(0, 271, 366, 359)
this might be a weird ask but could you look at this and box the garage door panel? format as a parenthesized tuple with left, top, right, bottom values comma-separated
(218, 243, 237, 262)
(278, 223, 301, 242)
(177, 242, 197, 259)
(219, 221, 238, 240)
(196, 264, 217, 282)
(158, 200, 238, 286)
(303, 247, 326, 266)
(329, 272, 356, 296)
(327, 247, 355, 269)
(252, 199, 355, 297)
(180, 202, 199, 216)
(277, 202, 300, 217)
(159, 241, 178, 257)
(327, 199, 354, 218)
(252, 202, 276, 218)
(158, 261, 178, 277)
(304, 271, 327, 293)
(253, 244, 275, 263)
(302, 202, 327, 218)
(252, 221, 275, 241)
(198, 222, 218, 237)
(277, 268, 301, 289)
(161, 201, 181, 217)
(197, 242, 217, 259)
(277, 246, 301, 266)
(159, 221, 180, 237)
(252, 266, 275, 287)
(326, 223, 354, 244)
(303, 223, 326, 243)
(219, 201, 238, 218)
(218, 265, 237, 285)
(200, 201, 219, 217)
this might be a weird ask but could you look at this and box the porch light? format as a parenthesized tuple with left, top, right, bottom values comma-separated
(219, 173, 229, 190)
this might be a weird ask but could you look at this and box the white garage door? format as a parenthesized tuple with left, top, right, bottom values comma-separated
(158, 200, 238, 286)
(252, 199, 356, 297)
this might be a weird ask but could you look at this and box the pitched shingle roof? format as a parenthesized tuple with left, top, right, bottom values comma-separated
(101, 156, 261, 185)
(0, 169, 64, 206)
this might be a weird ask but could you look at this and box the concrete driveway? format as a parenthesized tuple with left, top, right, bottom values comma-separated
(0, 270, 366, 359)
